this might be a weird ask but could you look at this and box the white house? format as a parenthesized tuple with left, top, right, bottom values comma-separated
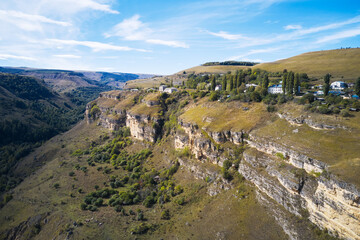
(215, 85, 222, 91)
(331, 81, 347, 90)
(245, 83, 258, 88)
(316, 90, 324, 96)
(268, 84, 283, 94)
(164, 87, 178, 94)
(159, 85, 167, 92)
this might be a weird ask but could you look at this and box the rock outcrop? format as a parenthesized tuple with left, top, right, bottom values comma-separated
(86, 91, 160, 143)
(174, 118, 360, 240)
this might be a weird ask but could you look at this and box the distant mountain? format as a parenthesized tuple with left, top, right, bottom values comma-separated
(0, 67, 155, 92)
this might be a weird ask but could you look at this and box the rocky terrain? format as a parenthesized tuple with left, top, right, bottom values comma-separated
(85, 90, 360, 240)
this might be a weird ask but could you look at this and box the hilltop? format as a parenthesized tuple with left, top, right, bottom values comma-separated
(255, 48, 360, 82)
(125, 48, 360, 89)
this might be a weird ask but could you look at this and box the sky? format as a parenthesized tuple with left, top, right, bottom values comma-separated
(0, 0, 359, 75)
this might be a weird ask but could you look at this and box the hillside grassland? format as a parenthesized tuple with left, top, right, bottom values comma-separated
(180, 99, 271, 132)
(255, 48, 360, 81)
(0, 121, 288, 240)
(179, 65, 249, 74)
(126, 48, 360, 90)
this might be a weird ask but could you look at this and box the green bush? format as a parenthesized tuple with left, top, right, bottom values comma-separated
(209, 91, 220, 101)
(161, 209, 170, 220)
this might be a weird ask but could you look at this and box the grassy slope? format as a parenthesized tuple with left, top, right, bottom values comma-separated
(0, 121, 287, 240)
(255, 48, 360, 81)
(126, 48, 360, 89)
(180, 65, 249, 74)
(180, 99, 271, 132)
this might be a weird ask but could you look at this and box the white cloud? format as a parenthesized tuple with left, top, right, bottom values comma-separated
(106, 15, 189, 48)
(0, 10, 71, 31)
(36, 0, 119, 14)
(53, 54, 82, 59)
(284, 24, 302, 30)
(316, 27, 360, 43)
(207, 31, 251, 40)
(208, 15, 360, 47)
(45, 39, 150, 52)
(146, 39, 189, 48)
(105, 14, 150, 40)
(0, 53, 36, 61)
(228, 47, 281, 60)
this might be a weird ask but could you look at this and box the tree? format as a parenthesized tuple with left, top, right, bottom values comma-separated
(324, 73, 331, 96)
(222, 76, 227, 91)
(294, 73, 300, 94)
(263, 74, 269, 90)
(287, 72, 294, 94)
(282, 73, 287, 94)
(210, 76, 216, 91)
(229, 78, 234, 91)
(355, 77, 360, 96)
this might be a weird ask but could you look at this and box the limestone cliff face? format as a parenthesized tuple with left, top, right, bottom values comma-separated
(174, 119, 360, 240)
(86, 92, 159, 143)
(126, 112, 160, 143)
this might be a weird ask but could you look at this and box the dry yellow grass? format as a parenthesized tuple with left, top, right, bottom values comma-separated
(179, 65, 249, 74)
(255, 48, 360, 81)
(180, 99, 271, 132)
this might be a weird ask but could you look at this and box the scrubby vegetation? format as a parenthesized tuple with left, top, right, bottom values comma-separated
(79, 127, 184, 214)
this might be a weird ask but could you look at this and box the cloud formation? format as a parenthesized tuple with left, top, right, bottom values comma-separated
(0, 53, 37, 61)
(46, 39, 150, 52)
(106, 15, 189, 48)
(0, 10, 71, 31)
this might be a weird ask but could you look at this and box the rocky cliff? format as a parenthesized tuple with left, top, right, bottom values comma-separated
(86, 91, 161, 143)
(88, 90, 360, 240)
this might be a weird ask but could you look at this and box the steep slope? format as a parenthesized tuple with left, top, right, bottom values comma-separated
(255, 48, 360, 81)
(0, 72, 110, 195)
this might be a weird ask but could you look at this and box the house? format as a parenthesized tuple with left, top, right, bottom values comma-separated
(245, 83, 258, 88)
(329, 90, 344, 96)
(164, 87, 178, 94)
(159, 85, 167, 92)
(316, 90, 324, 96)
(331, 81, 348, 90)
(215, 85, 222, 91)
(268, 84, 283, 94)
(130, 89, 139, 92)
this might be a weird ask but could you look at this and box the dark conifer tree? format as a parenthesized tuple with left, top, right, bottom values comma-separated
(324, 73, 331, 96)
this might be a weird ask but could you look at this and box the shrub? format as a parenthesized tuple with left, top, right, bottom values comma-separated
(53, 183, 60, 189)
(267, 105, 277, 112)
(222, 160, 232, 170)
(340, 109, 351, 117)
(143, 196, 155, 208)
(176, 197, 185, 205)
(209, 91, 220, 101)
(161, 209, 170, 220)
(69, 171, 75, 177)
(130, 223, 151, 234)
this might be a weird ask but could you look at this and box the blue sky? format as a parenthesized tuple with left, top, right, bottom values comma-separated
(0, 0, 359, 74)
